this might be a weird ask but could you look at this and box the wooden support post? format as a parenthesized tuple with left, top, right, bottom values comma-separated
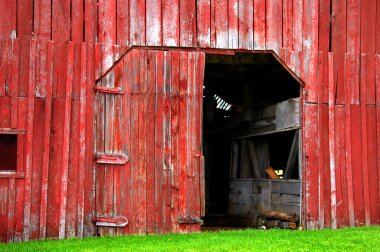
(248, 140, 261, 179)
(284, 131, 299, 179)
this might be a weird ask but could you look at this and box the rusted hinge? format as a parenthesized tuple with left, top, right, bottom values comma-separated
(178, 216, 203, 225)
(95, 216, 129, 227)
(95, 152, 129, 165)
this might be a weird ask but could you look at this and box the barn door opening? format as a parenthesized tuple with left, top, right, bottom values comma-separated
(202, 53, 303, 230)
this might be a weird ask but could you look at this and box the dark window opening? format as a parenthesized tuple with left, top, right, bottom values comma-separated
(0, 134, 18, 171)
(202, 53, 302, 229)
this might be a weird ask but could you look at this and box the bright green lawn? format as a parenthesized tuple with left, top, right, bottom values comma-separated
(1, 227, 379, 251)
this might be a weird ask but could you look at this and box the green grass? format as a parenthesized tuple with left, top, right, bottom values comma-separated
(1, 227, 380, 252)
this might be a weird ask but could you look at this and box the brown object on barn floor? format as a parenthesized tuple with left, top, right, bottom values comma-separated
(266, 167, 280, 179)
(263, 210, 299, 223)
(265, 220, 281, 228)
(280, 222, 297, 229)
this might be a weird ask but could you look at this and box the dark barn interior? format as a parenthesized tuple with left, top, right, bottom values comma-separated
(202, 53, 302, 229)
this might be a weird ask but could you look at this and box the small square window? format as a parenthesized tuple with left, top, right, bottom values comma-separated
(0, 134, 17, 171)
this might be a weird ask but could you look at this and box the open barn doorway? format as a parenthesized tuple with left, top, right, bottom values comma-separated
(202, 53, 303, 230)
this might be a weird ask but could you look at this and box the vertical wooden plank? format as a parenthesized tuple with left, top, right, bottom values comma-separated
(346, 0, 360, 57)
(137, 50, 147, 233)
(130, 50, 140, 233)
(335, 105, 349, 227)
(30, 99, 45, 240)
(303, 0, 318, 103)
(94, 75, 105, 237)
(39, 41, 54, 239)
(7, 178, 16, 242)
(155, 51, 164, 233)
(146, 0, 162, 46)
(23, 40, 36, 241)
(34, 0, 52, 39)
(360, 0, 376, 104)
(58, 42, 74, 238)
(377, 0, 380, 54)
(317, 90, 325, 228)
(118, 52, 132, 235)
(304, 103, 319, 229)
(71, 0, 84, 43)
(228, 0, 239, 49)
(318, 0, 330, 53)
(100, 58, 116, 237)
(212, 0, 228, 48)
(328, 53, 337, 229)
(178, 52, 188, 233)
(375, 0, 380, 54)
(10, 40, 20, 129)
(0, 179, 9, 242)
(162, 0, 179, 47)
(0, 40, 6, 96)
(346, 0, 360, 104)
(112, 49, 124, 236)
(52, 0, 70, 41)
(351, 104, 364, 226)
(85, 0, 98, 43)
(360, 54, 371, 226)
(194, 53, 205, 227)
(253, 0, 266, 50)
(292, 0, 303, 51)
(344, 53, 355, 226)
(130, 0, 146, 45)
(367, 105, 379, 224)
(65, 43, 81, 238)
(283, 0, 293, 51)
(180, 0, 196, 47)
(0, 97, 11, 128)
(162, 51, 172, 233)
(77, 43, 87, 238)
(18, 39, 31, 97)
(198, 0, 211, 48)
(145, 51, 156, 234)
(35, 41, 48, 98)
(82, 43, 95, 237)
(186, 52, 196, 233)
(14, 99, 27, 241)
(0, 0, 16, 39)
(303, 51, 318, 103)
(95, 44, 102, 81)
(376, 55, 380, 224)
(323, 103, 332, 227)
(238, 0, 253, 50)
(17, 0, 33, 38)
(332, 0, 347, 104)
(170, 51, 180, 232)
(117, 0, 129, 45)
(99, 0, 117, 74)
(266, 0, 282, 53)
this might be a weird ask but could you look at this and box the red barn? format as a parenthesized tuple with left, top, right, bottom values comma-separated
(0, 0, 379, 242)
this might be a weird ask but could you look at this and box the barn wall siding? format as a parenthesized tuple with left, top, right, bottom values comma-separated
(0, 0, 379, 242)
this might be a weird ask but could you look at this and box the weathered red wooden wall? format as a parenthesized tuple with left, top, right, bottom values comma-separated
(0, 0, 379, 242)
